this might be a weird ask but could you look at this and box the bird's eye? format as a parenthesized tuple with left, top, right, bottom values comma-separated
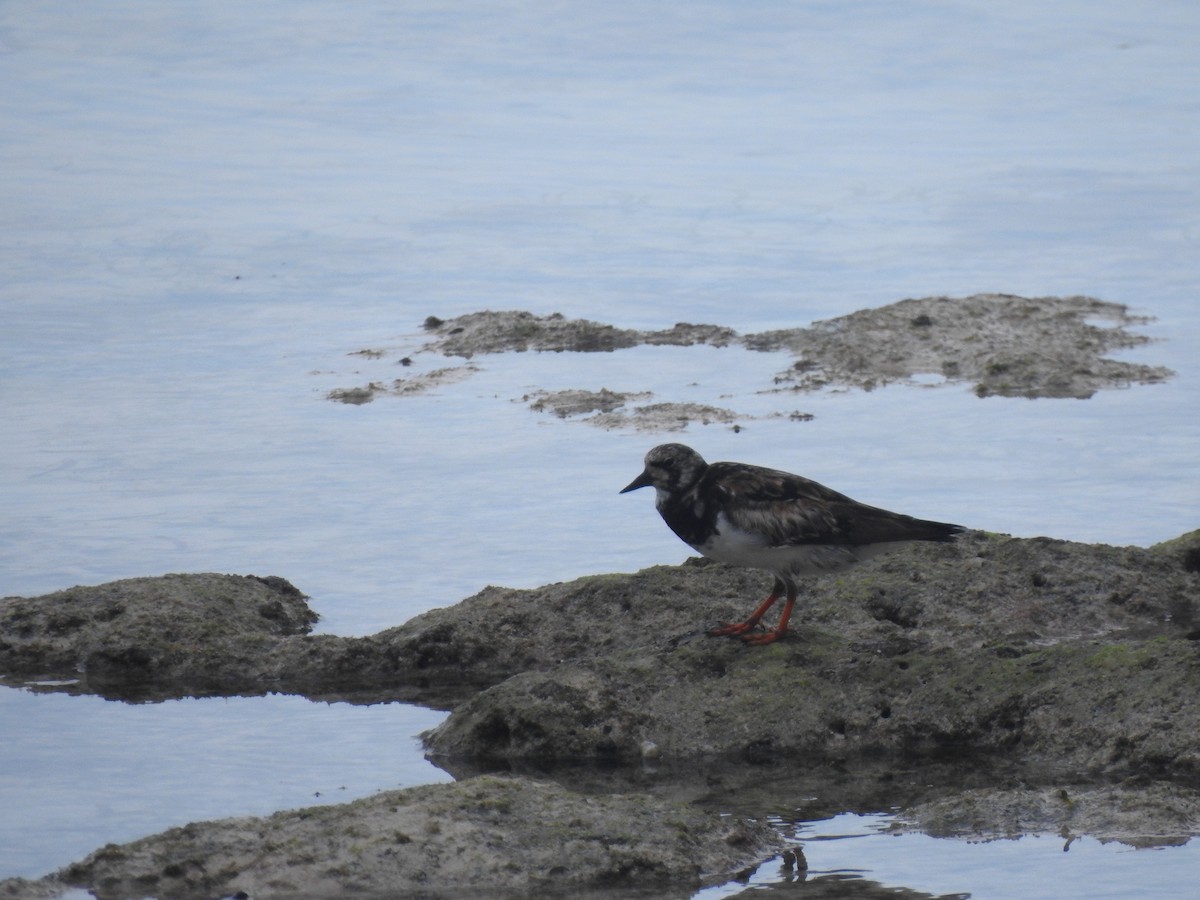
(660, 457, 675, 469)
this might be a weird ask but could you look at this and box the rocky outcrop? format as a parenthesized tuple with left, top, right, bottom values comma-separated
(0, 573, 316, 699)
(3, 529, 1198, 897)
(15, 776, 781, 900)
(745, 293, 1172, 399)
(4, 532, 1198, 781)
(415, 532, 1200, 779)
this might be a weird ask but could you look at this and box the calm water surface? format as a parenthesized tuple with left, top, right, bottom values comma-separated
(2, 1, 1198, 893)
(699, 813, 1200, 900)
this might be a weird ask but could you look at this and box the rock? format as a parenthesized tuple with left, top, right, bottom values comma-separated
(38, 775, 782, 900)
(324, 297, 1172, 430)
(526, 387, 650, 418)
(413, 299, 1170, 401)
(327, 365, 478, 404)
(4, 531, 1199, 895)
(416, 532, 1200, 781)
(422, 310, 641, 356)
(721, 874, 967, 898)
(891, 781, 1200, 848)
(420, 311, 738, 357)
(525, 389, 793, 432)
(325, 384, 379, 404)
(4, 532, 1198, 781)
(590, 401, 742, 431)
(422, 618, 1200, 775)
(0, 878, 65, 899)
(0, 574, 316, 698)
(744, 293, 1172, 399)
(1150, 528, 1200, 580)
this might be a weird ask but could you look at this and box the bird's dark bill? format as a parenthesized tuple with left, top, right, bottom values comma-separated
(619, 470, 653, 493)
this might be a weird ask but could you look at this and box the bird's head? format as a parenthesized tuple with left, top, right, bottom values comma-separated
(619, 443, 707, 497)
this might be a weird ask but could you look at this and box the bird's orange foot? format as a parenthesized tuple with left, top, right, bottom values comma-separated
(707, 621, 759, 638)
(740, 630, 784, 646)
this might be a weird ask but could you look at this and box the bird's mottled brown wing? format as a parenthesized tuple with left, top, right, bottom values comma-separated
(822, 501, 962, 545)
(704, 461, 961, 548)
(702, 462, 854, 546)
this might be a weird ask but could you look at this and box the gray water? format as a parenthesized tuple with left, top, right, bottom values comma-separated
(2, 1, 1199, 895)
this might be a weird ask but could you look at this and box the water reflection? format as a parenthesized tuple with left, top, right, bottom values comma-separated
(0, 686, 449, 878)
(429, 755, 1198, 900)
(697, 812, 1198, 900)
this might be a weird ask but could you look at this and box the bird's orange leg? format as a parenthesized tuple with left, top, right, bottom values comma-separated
(708, 590, 781, 638)
(740, 595, 795, 646)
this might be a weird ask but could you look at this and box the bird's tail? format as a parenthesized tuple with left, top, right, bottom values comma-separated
(839, 504, 966, 545)
(908, 518, 966, 543)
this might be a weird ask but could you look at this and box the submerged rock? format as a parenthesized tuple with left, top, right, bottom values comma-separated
(34, 775, 782, 900)
(525, 387, 650, 418)
(589, 401, 743, 431)
(421, 311, 738, 357)
(327, 364, 478, 404)
(525, 389, 801, 432)
(891, 781, 1200, 848)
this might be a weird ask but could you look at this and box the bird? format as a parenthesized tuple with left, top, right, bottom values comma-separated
(619, 443, 964, 645)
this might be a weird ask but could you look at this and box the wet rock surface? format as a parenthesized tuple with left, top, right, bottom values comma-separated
(524, 389, 811, 431)
(421, 311, 739, 356)
(522, 388, 748, 432)
(525, 387, 649, 418)
(746, 293, 1172, 399)
(326, 295, 1172, 418)
(413, 532, 1200, 779)
(891, 781, 1200, 848)
(327, 364, 479, 404)
(0, 574, 317, 698)
(20, 775, 782, 900)
(4, 534, 1199, 772)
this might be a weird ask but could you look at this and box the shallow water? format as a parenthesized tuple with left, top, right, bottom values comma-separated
(699, 813, 1200, 900)
(0, 686, 450, 877)
(2, 0, 1199, 893)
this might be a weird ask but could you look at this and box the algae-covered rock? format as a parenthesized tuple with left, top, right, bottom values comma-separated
(421, 310, 738, 357)
(2, 530, 1197, 778)
(891, 781, 1200, 848)
(1151, 528, 1200, 583)
(417, 532, 1200, 780)
(422, 621, 1200, 777)
(44, 775, 782, 900)
(333, 296, 1172, 422)
(3, 529, 1198, 896)
(0, 574, 316, 697)
(745, 293, 1172, 398)
(329, 297, 1172, 427)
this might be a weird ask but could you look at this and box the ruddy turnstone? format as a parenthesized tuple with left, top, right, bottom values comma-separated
(620, 443, 964, 645)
